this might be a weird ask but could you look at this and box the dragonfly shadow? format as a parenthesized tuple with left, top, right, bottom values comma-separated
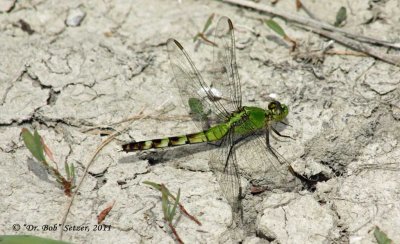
(119, 143, 215, 166)
(271, 120, 294, 141)
(27, 158, 52, 183)
(266, 34, 291, 49)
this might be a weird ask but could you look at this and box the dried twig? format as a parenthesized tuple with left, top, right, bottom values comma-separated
(223, 0, 400, 49)
(300, 24, 400, 65)
(82, 114, 193, 135)
(223, 0, 400, 65)
(169, 223, 184, 244)
(59, 127, 124, 239)
(325, 49, 367, 57)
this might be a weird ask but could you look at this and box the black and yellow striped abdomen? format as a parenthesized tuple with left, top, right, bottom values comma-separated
(122, 124, 229, 152)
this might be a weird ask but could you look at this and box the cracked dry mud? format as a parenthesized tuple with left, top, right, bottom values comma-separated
(1, 1, 399, 244)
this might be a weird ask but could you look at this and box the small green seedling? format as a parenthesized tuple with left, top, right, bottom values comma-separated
(143, 181, 202, 244)
(374, 226, 393, 244)
(265, 19, 297, 51)
(161, 184, 180, 224)
(193, 13, 217, 46)
(143, 181, 201, 224)
(21, 128, 76, 196)
(334, 7, 347, 27)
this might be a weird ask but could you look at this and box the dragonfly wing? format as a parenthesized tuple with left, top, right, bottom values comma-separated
(209, 128, 241, 211)
(207, 17, 242, 112)
(234, 122, 294, 187)
(167, 38, 230, 130)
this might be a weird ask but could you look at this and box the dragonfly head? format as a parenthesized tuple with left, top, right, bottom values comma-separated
(268, 101, 288, 121)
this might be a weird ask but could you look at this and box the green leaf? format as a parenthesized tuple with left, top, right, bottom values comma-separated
(202, 13, 215, 33)
(33, 130, 45, 160)
(334, 6, 347, 27)
(65, 161, 70, 179)
(265, 19, 286, 37)
(143, 181, 161, 191)
(169, 188, 180, 220)
(193, 33, 200, 42)
(188, 98, 205, 116)
(70, 163, 76, 184)
(0, 235, 70, 244)
(21, 128, 46, 163)
(374, 226, 393, 244)
(161, 185, 170, 222)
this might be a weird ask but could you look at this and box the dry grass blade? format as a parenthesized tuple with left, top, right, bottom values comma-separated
(97, 200, 116, 224)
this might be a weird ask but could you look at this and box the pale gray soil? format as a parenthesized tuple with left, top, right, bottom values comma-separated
(1, 0, 399, 244)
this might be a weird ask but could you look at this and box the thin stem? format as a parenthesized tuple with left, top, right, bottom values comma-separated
(165, 188, 202, 226)
(168, 223, 184, 244)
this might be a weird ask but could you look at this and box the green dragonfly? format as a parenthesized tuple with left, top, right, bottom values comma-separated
(122, 17, 292, 210)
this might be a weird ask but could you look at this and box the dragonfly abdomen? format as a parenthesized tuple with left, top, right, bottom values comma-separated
(122, 124, 229, 152)
(122, 132, 207, 152)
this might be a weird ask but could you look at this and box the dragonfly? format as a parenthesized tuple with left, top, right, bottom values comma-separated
(122, 17, 293, 211)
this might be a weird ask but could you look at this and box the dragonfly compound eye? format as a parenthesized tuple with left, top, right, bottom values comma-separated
(268, 101, 281, 112)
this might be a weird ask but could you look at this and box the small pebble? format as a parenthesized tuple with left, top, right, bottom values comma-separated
(0, 0, 16, 12)
(65, 8, 86, 27)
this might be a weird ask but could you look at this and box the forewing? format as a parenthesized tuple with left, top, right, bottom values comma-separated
(208, 17, 242, 113)
(209, 128, 241, 211)
(167, 38, 230, 130)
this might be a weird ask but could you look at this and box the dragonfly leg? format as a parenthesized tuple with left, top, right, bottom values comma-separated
(266, 129, 298, 178)
(278, 120, 292, 127)
(224, 145, 234, 171)
(265, 129, 275, 155)
(271, 126, 294, 140)
(265, 128, 281, 161)
(267, 129, 316, 183)
(267, 128, 319, 186)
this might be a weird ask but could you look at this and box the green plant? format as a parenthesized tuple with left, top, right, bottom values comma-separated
(143, 181, 202, 243)
(334, 7, 347, 27)
(193, 13, 217, 46)
(265, 19, 297, 51)
(374, 226, 393, 244)
(21, 128, 76, 196)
